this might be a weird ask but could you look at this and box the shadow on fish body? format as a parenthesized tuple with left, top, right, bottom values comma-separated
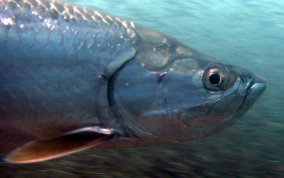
(0, 0, 266, 163)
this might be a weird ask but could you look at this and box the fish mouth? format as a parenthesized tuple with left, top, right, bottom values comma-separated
(241, 75, 266, 110)
(247, 82, 266, 100)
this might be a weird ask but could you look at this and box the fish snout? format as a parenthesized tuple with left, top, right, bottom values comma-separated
(231, 65, 266, 87)
(249, 74, 267, 94)
(246, 74, 266, 105)
(232, 66, 266, 107)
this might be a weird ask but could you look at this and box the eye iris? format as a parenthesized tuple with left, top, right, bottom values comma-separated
(209, 73, 221, 85)
(203, 66, 228, 91)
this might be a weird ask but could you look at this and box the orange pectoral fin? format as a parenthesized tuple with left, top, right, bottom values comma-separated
(4, 127, 115, 164)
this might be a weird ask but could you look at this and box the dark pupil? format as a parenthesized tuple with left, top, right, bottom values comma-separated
(209, 73, 220, 85)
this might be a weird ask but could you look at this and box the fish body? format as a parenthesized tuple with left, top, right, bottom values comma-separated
(0, 0, 266, 163)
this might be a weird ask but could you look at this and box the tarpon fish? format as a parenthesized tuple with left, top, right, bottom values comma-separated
(0, 0, 266, 164)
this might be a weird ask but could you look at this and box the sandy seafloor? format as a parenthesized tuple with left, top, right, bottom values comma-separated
(0, 0, 283, 177)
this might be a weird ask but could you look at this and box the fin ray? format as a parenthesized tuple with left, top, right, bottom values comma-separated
(4, 127, 114, 164)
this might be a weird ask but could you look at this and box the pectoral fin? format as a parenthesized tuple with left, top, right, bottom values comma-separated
(4, 127, 115, 164)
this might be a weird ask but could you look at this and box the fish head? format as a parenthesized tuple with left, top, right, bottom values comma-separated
(151, 60, 266, 141)
(113, 26, 266, 143)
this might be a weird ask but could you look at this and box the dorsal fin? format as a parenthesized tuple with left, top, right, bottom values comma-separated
(4, 127, 115, 164)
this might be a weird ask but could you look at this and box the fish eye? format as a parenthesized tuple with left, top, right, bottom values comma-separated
(203, 67, 227, 91)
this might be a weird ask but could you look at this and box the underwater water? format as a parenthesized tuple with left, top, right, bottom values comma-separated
(0, 0, 283, 177)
